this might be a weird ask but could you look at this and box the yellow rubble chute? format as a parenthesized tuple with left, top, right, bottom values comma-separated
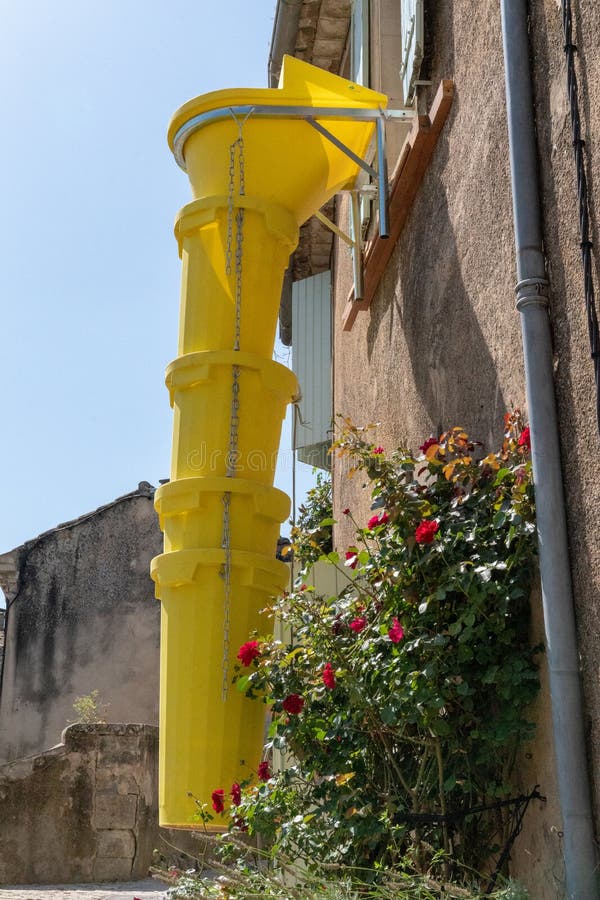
(152, 55, 388, 829)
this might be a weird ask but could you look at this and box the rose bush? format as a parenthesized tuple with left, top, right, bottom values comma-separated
(210, 413, 539, 882)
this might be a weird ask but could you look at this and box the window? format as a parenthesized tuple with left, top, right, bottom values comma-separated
(400, 0, 424, 105)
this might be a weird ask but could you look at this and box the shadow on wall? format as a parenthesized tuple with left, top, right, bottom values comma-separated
(367, 126, 506, 446)
(365, 0, 506, 448)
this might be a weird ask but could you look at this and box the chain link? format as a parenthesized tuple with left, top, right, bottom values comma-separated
(220, 112, 247, 700)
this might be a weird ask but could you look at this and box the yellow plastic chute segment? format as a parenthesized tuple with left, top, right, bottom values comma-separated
(153, 550, 288, 830)
(175, 199, 298, 356)
(155, 57, 390, 829)
(155, 477, 290, 556)
(166, 351, 298, 483)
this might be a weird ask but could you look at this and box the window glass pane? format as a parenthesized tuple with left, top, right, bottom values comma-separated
(351, 0, 370, 86)
(401, 0, 424, 104)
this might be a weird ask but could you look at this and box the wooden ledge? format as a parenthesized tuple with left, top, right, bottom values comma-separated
(341, 79, 455, 332)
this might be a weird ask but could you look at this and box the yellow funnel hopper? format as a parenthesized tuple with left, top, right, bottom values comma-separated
(154, 57, 388, 829)
(168, 56, 387, 226)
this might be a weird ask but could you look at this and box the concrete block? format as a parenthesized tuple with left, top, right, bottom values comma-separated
(312, 37, 345, 58)
(321, 0, 352, 16)
(312, 57, 337, 71)
(96, 829, 136, 858)
(92, 857, 133, 882)
(95, 769, 140, 794)
(317, 17, 350, 39)
(94, 792, 137, 830)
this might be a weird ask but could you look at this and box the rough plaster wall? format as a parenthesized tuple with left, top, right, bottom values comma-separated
(330, 1, 577, 894)
(0, 724, 159, 884)
(333, 0, 524, 536)
(528, 0, 600, 843)
(0, 493, 162, 763)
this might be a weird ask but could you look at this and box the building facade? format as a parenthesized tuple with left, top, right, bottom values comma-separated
(272, 1, 600, 896)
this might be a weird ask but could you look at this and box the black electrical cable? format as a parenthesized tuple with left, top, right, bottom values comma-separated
(561, 0, 600, 434)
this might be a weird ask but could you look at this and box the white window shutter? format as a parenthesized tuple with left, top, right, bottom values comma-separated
(400, 0, 424, 105)
(292, 272, 332, 471)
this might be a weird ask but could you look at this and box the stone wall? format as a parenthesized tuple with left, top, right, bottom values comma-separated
(0, 724, 159, 884)
(0, 483, 162, 763)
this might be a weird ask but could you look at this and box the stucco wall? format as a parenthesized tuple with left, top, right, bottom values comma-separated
(528, 0, 600, 832)
(0, 723, 159, 884)
(0, 484, 162, 763)
(326, 0, 600, 895)
(333, 0, 526, 534)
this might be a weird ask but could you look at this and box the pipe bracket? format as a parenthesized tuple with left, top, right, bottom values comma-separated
(515, 277, 550, 311)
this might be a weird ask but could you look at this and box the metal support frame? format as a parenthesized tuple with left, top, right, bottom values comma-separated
(314, 192, 364, 300)
(172, 103, 414, 304)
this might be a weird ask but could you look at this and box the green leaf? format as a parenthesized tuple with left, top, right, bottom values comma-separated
(493, 510, 507, 528)
(236, 675, 250, 693)
(494, 467, 511, 485)
(381, 706, 397, 725)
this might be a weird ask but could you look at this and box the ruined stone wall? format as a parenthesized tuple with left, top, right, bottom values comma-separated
(0, 723, 159, 884)
(327, 0, 600, 894)
(0, 484, 162, 763)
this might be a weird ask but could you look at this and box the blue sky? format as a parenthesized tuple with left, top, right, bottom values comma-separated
(0, 0, 316, 583)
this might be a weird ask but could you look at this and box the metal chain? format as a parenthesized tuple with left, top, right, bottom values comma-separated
(220, 113, 247, 699)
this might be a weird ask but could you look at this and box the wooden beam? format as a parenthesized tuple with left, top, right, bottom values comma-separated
(341, 79, 455, 331)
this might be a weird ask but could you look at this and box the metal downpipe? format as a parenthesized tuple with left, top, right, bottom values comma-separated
(500, 0, 598, 896)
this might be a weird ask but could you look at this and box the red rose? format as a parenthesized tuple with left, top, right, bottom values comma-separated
(257, 761, 271, 782)
(211, 789, 225, 813)
(231, 782, 241, 806)
(419, 437, 438, 454)
(518, 427, 531, 450)
(415, 520, 439, 544)
(342, 507, 351, 516)
(373, 446, 384, 455)
(282, 693, 304, 715)
(237, 640, 261, 667)
(345, 550, 358, 569)
(367, 511, 389, 529)
(388, 617, 404, 643)
(322, 662, 336, 690)
(349, 616, 367, 634)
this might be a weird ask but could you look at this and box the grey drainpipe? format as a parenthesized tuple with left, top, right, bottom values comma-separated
(501, 1, 598, 896)
(268, 0, 303, 87)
